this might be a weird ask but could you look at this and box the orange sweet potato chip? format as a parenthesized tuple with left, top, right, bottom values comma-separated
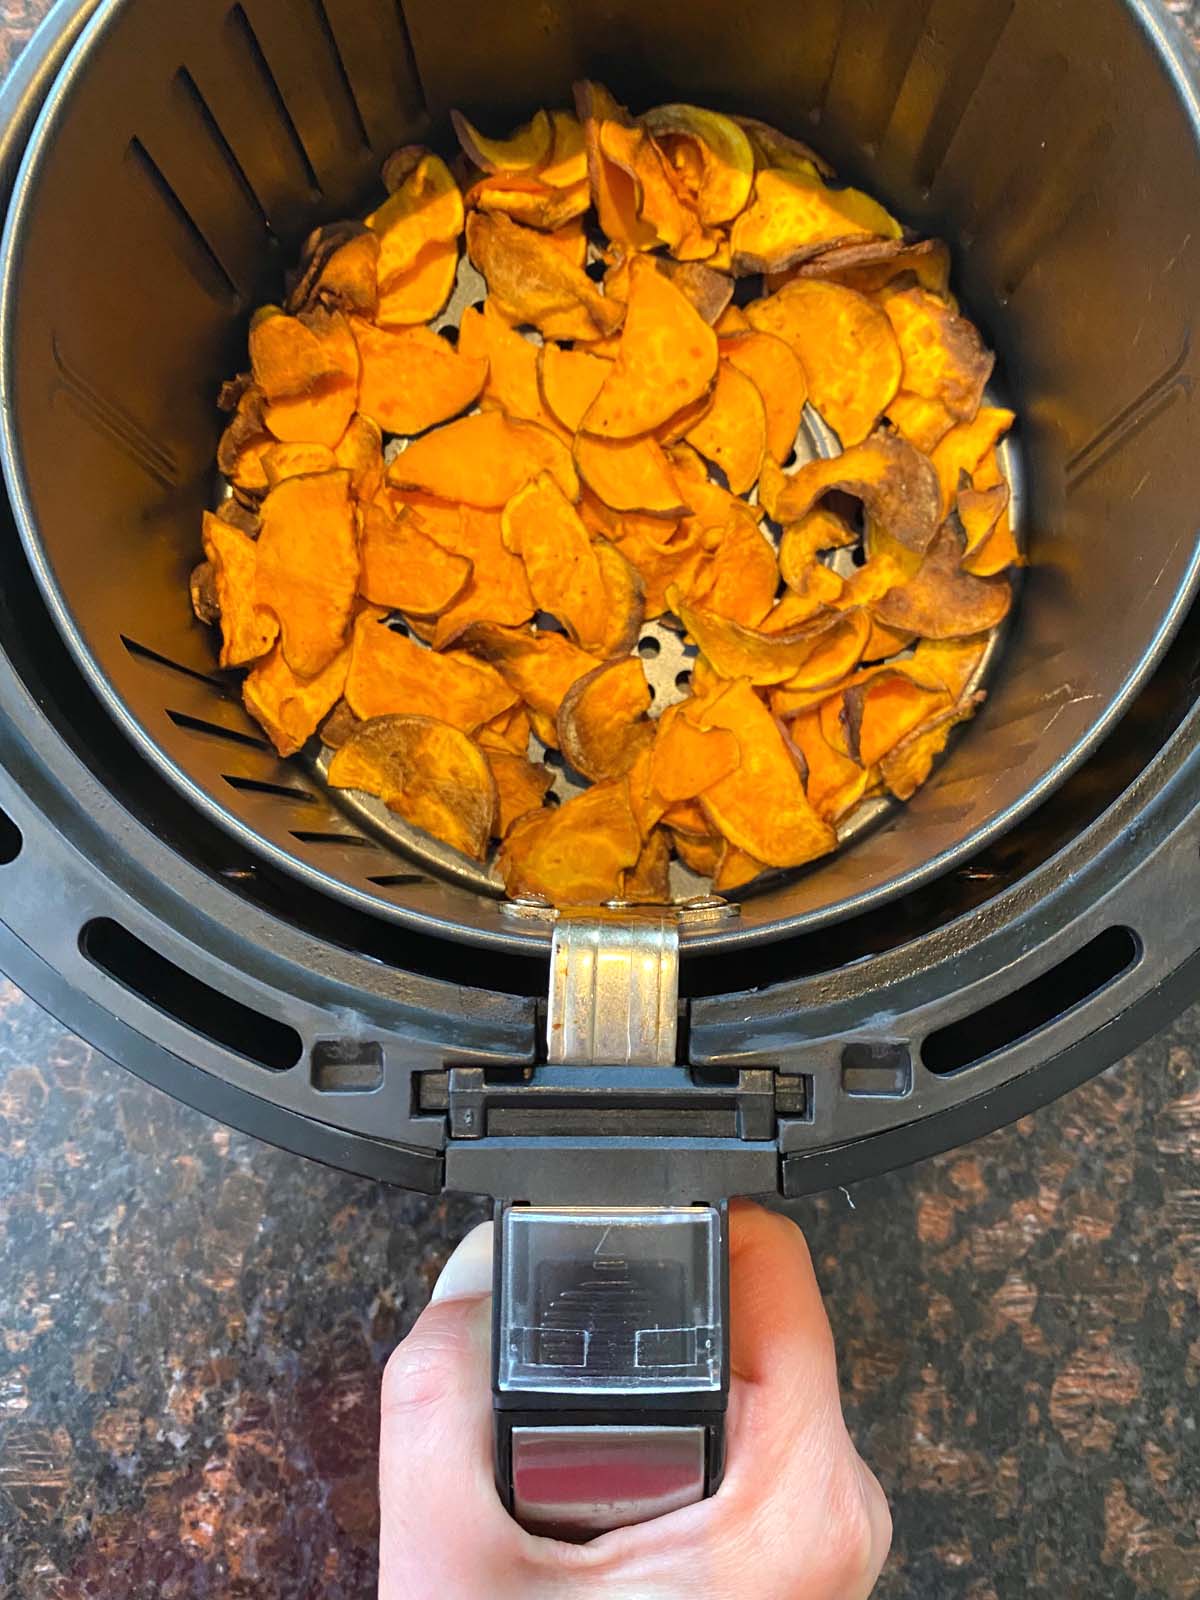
(788, 709, 872, 823)
(368, 152, 463, 285)
(540, 111, 588, 187)
(598, 120, 707, 258)
(544, 216, 589, 269)
(650, 703, 740, 801)
(328, 713, 496, 859)
(352, 321, 486, 435)
(956, 482, 1014, 576)
(501, 474, 613, 651)
(842, 671, 952, 767)
(730, 168, 900, 275)
(557, 657, 653, 780)
(459, 302, 546, 424)
(252, 308, 361, 449)
(622, 827, 672, 902)
(906, 633, 990, 700)
(734, 117, 834, 178)
(260, 441, 338, 488)
(255, 471, 358, 677)
(465, 172, 591, 231)
(460, 623, 601, 741)
(713, 843, 770, 892)
(388, 411, 579, 507)
(673, 828, 723, 877)
(217, 385, 273, 496)
(795, 237, 951, 298)
(451, 108, 554, 175)
(641, 104, 755, 225)
(243, 641, 350, 758)
(885, 391, 955, 453)
(574, 81, 659, 253)
(686, 679, 837, 868)
(486, 749, 555, 836)
(881, 286, 993, 424)
(375, 238, 459, 326)
(930, 407, 1015, 514)
(760, 430, 941, 554)
(466, 210, 622, 342)
(746, 280, 901, 446)
(201, 513, 278, 668)
(582, 256, 718, 438)
(597, 508, 706, 620)
(477, 702, 533, 756)
(575, 432, 691, 518)
(426, 506, 536, 647)
(333, 413, 385, 502)
(500, 777, 643, 902)
(879, 692, 983, 799)
(778, 524, 852, 602)
(345, 611, 517, 730)
(537, 344, 612, 433)
(683, 360, 767, 494)
(719, 331, 807, 464)
(358, 501, 472, 616)
(761, 566, 845, 628)
(287, 222, 380, 319)
(672, 587, 857, 687)
(653, 259, 734, 325)
(873, 522, 1012, 639)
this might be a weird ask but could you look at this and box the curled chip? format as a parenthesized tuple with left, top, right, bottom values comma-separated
(881, 287, 993, 424)
(650, 705, 740, 802)
(779, 521, 853, 603)
(761, 431, 941, 554)
(674, 481, 779, 626)
(217, 384, 273, 496)
(451, 108, 554, 174)
(575, 432, 691, 518)
(653, 259, 734, 325)
(582, 256, 718, 437)
(788, 710, 872, 824)
(796, 237, 951, 298)
(460, 623, 601, 742)
(333, 413, 385, 502)
(557, 657, 653, 780)
(260, 440, 337, 488)
(730, 168, 900, 275)
(719, 331, 807, 463)
(595, 507, 706, 619)
(623, 827, 672, 901)
(477, 703, 532, 755)
(687, 679, 837, 868)
(368, 152, 463, 285)
(251, 307, 360, 449)
(713, 844, 769, 892)
(930, 407, 1015, 513)
(597, 120, 704, 257)
(376, 239, 459, 326)
(388, 410, 579, 507)
(540, 111, 588, 188)
(734, 117, 834, 177)
(886, 391, 955, 454)
(762, 568, 845, 629)
(358, 501, 472, 616)
(459, 302, 547, 424)
(501, 474, 612, 651)
(467, 210, 622, 342)
(880, 692, 983, 799)
(574, 80, 659, 253)
(873, 521, 1013, 639)
(201, 512, 278, 667)
(255, 471, 358, 678)
(673, 829, 723, 877)
(746, 279, 901, 446)
(243, 641, 350, 758)
(328, 714, 496, 860)
(537, 344, 612, 432)
(346, 611, 517, 729)
(957, 482, 1018, 577)
(287, 222, 380, 318)
(430, 506, 536, 646)
(683, 360, 767, 494)
(353, 321, 486, 435)
(671, 586, 857, 687)
(499, 778, 642, 903)
(842, 671, 952, 767)
(464, 172, 590, 232)
(486, 750, 556, 837)
(641, 103, 755, 225)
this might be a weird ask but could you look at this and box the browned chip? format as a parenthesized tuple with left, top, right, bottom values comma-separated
(243, 641, 350, 758)
(287, 223, 380, 319)
(713, 843, 770, 892)
(597, 120, 708, 258)
(730, 168, 900, 274)
(217, 384, 273, 497)
(622, 827, 673, 902)
(499, 777, 642, 903)
(429, 505, 537, 647)
(486, 749, 555, 836)
(842, 672, 952, 767)
(345, 611, 517, 729)
(328, 713, 496, 859)
(650, 704, 740, 801)
(255, 471, 358, 677)
(557, 657, 653, 780)
(653, 258, 735, 324)
(358, 501, 472, 616)
(671, 587, 861, 687)
(879, 693, 983, 799)
(881, 286, 993, 424)
(260, 441, 337, 489)
(734, 117, 835, 178)
(793, 237, 951, 298)
(460, 623, 602, 744)
(930, 407, 1015, 514)
(873, 522, 1012, 639)
(467, 210, 623, 342)
(760, 431, 941, 554)
(788, 709, 872, 823)
(201, 512, 277, 668)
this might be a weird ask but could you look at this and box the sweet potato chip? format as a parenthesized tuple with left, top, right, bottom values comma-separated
(777, 607, 870, 690)
(251, 308, 360, 449)
(681, 359, 767, 495)
(715, 305, 751, 335)
(375, 238, 459, 326)
(906, 633, 990, 700)
(686, 679, 837, 868)
(465, 173, 591, 231)
(746, 280, 901, 446)
(328, 713, 496, 859)
(582, 256, 718, 438)
(623, 827, 672, 902)
(713, 843, 769, 891)
(460, 623, 601, 740)
(287, 223, 380, 319)
(842, 671, 952, 767)
(598, 120, 706, 258)
(260, 441, 338, 488)
(650, 703, 740, 801)
(654, 259, 734, 325)
(426, 506, 535, 646)
(345, 611, 516, 729)
(596, 508, 706, 620)
(761, 430, 941, 554)
(459, 302, 546, 424)
(761, 568, 845, 629)
(671, 587, 855, 686)
(557, 657, 653, 780)
(358, 501, 472, 616)
(486, 750, 555, 836)
(501, 474, 613, 651)
(574, 80, 659, 253)
(778, 525, 851, 603)
(255, 471, 358, 677)
(333, 414, 385, 502)
(885, 390, 955, 453)
(873, 521, 1012, 639)
(201, 513, 278, 668)
(957, 482, 1009, 564)
(730, 168, 900, 275)
(641, 104, 755, 225)
(500, 776, 642, 903)
(930, 407, 1015, 514)
(879, 692, 983, 799)
(719, 331, 807, 464)
(545, 216, 588, 268)
(368, 152, 463, 284)
(537, 345, 612, 433)
(788, 709, 872, 823)
(466, 210, 622, 342)
(451, 108, 554, 175)
(575, 432, 690, 518)
(388, 411, 579, 507)
(190, 559, 220, 626)
(881, 286, 993, 424)
(734, 117, 834, 178)
(217, 385, 273, 496)
(243, 641, 350, 758)
(796, 237, 951, 300)
(352, 321, 486, 436)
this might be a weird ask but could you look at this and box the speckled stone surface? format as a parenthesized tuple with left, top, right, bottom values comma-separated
(2, 2, 1200, 1596)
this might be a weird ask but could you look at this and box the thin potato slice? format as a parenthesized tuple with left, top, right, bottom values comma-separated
(243, 641, 350, 758)
(761, 568, 845, 629)
(477, 703, 532, 756)
(368, 152, 463, 285)
(201, 512, 278, 668)
(684, 360, 767, 494)
(641, 104, 755, 225)
(623, 827, 672, 902)
(760, 431, 940, 554)
(465, 173, 591, 231)
(597, 508, 706, 620)
(537, 345, 612, 433)
(582, 256, 718, 438)
(334, 414, 385, 502)
(730, 168, 900, 274)
(486, 750, 555, 836)
(886, 391, 955, 453)
(575, 432, 690, 518)
(713, 843, 769, 892)
(873, 522, 1012, 639)
(249, 306, 353, 400)
(930, 407, 1015, 514)
(654, 259, 734, 325)
(358, 502, 472, 616)
(388, 411, 580, 507)
(557, 657, 653, 780)
(777, 607, 870, 690)
(328, 713, 496, 859)
(287, 222, 380, 318)
(779, 526, 851, 602)
(673, 829, 723, 876)
(788, 710, 872, 824)
(881, 286, 993, 423)
(746, 280, 901, 446)
(375, 238, 459, 326)
(353, 321, 486, 435)
(260, 441, 338, 488)
(502, 474, 611, 651)
(542, 112, 588, 188)
(459, 302, 547, 424)
(879, 692, 983, 799)
(795, 237, 950, 298)
(255, 471, 358, 677)
(217, 384, 273, 496)
(843, 672, 952, 767)
(672, 587, 856, 686)
(451, 108, 554, 174)
(720, 331, 807, 463)
(427, 506, 536, 647)
(650, 704, 740, 801)
(907, 633, 990, 700)
(595, 540, 648, 658)
(467, 210, 622, 342)
(345, 611, 517, 729)
(598, 120, 705, 257)
(460, 623, 601, 741)
(575, 80, 660, 252)
(734, 117, 834, 178)
(500, 777, 642, 903)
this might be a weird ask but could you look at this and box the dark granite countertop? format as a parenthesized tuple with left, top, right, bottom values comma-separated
(3, 2, 1200, 1595)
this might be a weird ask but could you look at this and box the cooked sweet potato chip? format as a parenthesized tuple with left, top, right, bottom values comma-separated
(906, 633, 990, 700)
(251, 308, 360, 448)
(243, 641, 350, 758)
(486, 749, 555, 836)
(368, 152, 463, 285)
(597, 508, 706, 620)
(465, 172, 591, 231)
(788, 709, 872, 823)
(260, 441, 338, 488)
(287, 223, 380, 319)
(538, 345, 612, 433)
(501, 474, 613, 651)
(735, 117, 834, 178)
(352, 321, 486, 436)
(873, 521, 1012, 639)
(582, 256, 718, 438)
(879, 692, 983, 799)
(686, 679, 837, 867)
(451, 108, 554, 175)
(886, 390, 955, 453)
(375, 238, 459, 326)
(466, 210, 622, 342)
(500, 777, 642, 902)
(217, 385, 273, 496)
(761, 430, 940, 554)
(557, 657, 653, 780)
(345, 611, 517, 729)
(731, 168, 900, 275)
(598, 120, 705, 258)
(201, 513, 278, 668)
(672, 587, 855, 687)
(477, 703, 532, 756)
(427, 506, 535, 647)
(957, 481, 1009, 563)
(761, 568, 845, 629)
(778, 520, 852, 600)
(797, 237, 951, 300)
(459, 302, 546, 424)
(654, 259, 734, 325)
(574, 80, 659, 252)
(575, 432, 690, 518)
(842, 671, 952, 767)
(881, 286, 992, 424)
(672, 828, 723, 876)
(622, 827, 672, 901)
(329, 713, 496, 859)
(544, 216, 588, 268)
(713, 843, 769, 892)
(333, 414, 385, 501)
(650, 703, 740, 801)
(930, 407, 1015, 514)
(746, 280, 900, 446)
(719, 331, 807, 464)
(358, 501, 472, 616)
(683, 360, 767, 494)
(641, 104, 755, 225)
(255, 471, 358, 677)
(388, 411, 579, 507)
(460, 623, 600, 740)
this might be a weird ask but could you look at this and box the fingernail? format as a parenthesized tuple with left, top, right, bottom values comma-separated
(430, 1220, 494, 1303)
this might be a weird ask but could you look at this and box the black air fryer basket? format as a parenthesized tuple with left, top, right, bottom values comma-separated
(3, 0, 1200, 1534)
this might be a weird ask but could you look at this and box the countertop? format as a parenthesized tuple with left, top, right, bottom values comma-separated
(2, 1, 1200, 1595)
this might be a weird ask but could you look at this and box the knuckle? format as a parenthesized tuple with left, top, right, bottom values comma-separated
(381, 1322, 463, 1419)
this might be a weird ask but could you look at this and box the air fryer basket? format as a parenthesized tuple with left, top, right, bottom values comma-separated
(5, 0, 1200, 956)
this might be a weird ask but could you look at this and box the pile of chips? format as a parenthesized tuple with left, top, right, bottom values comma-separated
(192, 83, 1020, 905)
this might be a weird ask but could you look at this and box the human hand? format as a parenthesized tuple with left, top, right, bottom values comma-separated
(379, 1199, 891, 1600)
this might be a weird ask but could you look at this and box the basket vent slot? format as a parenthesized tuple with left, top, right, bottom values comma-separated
(166, 709, 270, 750)
(841, 1041, 912, 1097)
(224, 774, 320, 803)
(922, 926, 1139, 1075)
(0, 803, 21, 865)
(126, 136, 241, 303)
(81, 917, 302, 1070)
(311, 1038, 383, 1092)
